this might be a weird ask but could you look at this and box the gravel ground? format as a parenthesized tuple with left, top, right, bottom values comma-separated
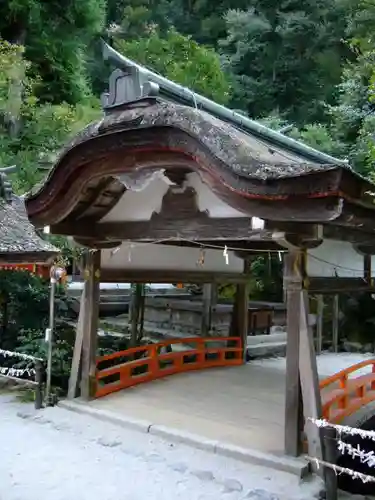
(0, 393, 327, 500)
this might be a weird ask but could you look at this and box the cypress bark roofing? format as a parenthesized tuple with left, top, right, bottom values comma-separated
(0, 193, 58, 257)
(30, 99, 344, 191)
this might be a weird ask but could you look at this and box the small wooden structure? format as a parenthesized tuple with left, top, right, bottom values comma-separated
(0, 172, 57, 266)
(142, 297, 273, 336)
(25, 43, 375, 462)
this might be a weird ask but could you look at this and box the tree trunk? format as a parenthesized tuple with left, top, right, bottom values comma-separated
(5, 28, 27, 139)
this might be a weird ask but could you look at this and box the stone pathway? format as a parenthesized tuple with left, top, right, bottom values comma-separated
(0, 394, 324, 500)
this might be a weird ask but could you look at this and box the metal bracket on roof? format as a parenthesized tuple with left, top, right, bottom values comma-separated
(101, 67, 160, 111)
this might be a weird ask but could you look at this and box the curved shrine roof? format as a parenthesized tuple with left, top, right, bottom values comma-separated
(26, 98, 375, 232)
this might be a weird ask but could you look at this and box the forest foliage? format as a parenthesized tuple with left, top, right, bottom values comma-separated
(2, 0, 375, 186)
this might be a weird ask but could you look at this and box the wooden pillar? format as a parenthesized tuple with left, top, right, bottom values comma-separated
(283, 250, 303, 456)
(229, 259, 250, 361)
(364, 254, 371, 284)
(332, 294, 339, 353)
(316, 295, 324, 355)
(201, 284, 213, 336)
(229, 281, 249, 362)
(237, 281, 249, 362)
(67, 287, 86, 399)
(201, 284, 218, 336)
(300, 290, 324, 461)
(238, 259, 250, 362)
(81, 250, 101, 401)
(130, 283, 143, 346)
(284, 249, 324, 460)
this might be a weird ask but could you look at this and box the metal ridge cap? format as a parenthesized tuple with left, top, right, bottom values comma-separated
(102, 40, 348, 167)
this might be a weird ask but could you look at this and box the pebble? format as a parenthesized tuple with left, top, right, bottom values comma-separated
(246, 489, 280, 500)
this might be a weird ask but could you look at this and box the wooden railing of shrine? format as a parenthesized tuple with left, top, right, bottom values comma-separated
(320, 359, 375, 423)
(95, 336, 242, 398)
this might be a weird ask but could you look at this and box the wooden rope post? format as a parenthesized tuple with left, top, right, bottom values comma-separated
(323, 426, 338, 500)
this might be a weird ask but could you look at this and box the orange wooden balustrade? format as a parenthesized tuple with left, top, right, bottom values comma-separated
(95, 336, 243, 398)
(320, 359, 375, 423)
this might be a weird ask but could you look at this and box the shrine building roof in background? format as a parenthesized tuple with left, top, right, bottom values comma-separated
(0, 169, 58, 264)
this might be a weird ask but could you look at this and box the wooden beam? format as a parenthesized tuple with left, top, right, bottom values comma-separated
(67, 288, 86, 399)
(81, 251, 101, 400)
(307, 277, 375, 293)
(99, 269, 251, 284)
(334, 201, 375, 234)
(166, 240, 283, 252)
(283, 250, 303, 456)
(268, 221, 375, 247)
(299, 290, 324, 462)
(355, 243, 375, 255)
(52, 217, 270, 242)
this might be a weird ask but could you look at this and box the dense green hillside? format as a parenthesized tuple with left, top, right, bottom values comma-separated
(2, 0, 375, 187)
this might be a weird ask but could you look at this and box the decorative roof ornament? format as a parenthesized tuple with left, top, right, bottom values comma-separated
(101, 65, 160, 112)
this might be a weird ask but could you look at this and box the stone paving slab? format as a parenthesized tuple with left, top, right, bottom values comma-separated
(60, 364, 311, 477)
(60, 399, 309, 477)
(88, 365, 285, 450)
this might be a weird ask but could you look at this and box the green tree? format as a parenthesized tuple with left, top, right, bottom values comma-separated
(323, 1, 375, 175)
(220, 1, 350, 123)
(0, 0, 106, 104)
(0, 39, 101, 192)
(119, 0, 251, 46)
(115, 28, 231, 104)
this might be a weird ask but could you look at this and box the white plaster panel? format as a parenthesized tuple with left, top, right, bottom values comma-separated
(101, 242, 243, 274)
(100, 171, 247, 223)
(100, 175, 169, 222)
(184, 172, 247, 218)
(307, 239, 374, 278)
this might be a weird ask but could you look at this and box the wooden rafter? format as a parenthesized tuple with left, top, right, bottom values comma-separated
(69, 177, 123, 220)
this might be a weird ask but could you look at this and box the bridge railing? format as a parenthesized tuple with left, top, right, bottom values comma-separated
(319, 359, 375, 423)
(95, 336, 242, 398)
